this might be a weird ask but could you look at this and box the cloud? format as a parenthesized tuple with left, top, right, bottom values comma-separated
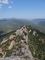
(0, 0, 9, 4)
(0, 4, 2, 6)
(11, 1, 13, 4)
(0, 6, 2, 8)
(0, 4, 2, 8)
(8, 5, 12, 8)
(0, 0, 13, 8)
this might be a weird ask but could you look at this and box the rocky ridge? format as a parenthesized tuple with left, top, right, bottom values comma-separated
(0, 26, 34, 60)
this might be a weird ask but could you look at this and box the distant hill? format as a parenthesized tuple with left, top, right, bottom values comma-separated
(0, 19, 32, 34)
(31, 19, 45, 33)
(32, 19, 45, 24)
(0, 18, 45, 35)
(38, 21, 45, 27)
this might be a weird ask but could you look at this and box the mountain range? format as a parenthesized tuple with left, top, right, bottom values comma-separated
(0, 18, 45, 35)
(31, 19, 45, 33)
(0, 19, 32, 35)
(32, 19, 45, 24)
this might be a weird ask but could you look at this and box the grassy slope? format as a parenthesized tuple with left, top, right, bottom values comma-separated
(28, 26, 45, 60)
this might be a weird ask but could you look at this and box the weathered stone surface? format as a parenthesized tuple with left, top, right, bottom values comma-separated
(0, 26, 34, 60)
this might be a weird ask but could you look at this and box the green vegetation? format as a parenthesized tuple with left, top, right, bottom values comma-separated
(0, 25, 45, 59)
(28, 26, 45, 60)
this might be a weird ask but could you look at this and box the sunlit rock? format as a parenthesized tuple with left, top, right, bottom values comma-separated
(23, 26, 28, 35)
(8, 40, 15, 50)
(33, 30, 37, 36)
(1, 38, 8, 45)
(15, 29, 23, 36)
(9, 35, 16, 40)
(29, 29, 32, 33)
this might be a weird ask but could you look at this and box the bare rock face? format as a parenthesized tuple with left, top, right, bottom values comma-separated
(33, 30, 37, 36)
(0, 56, 30, 60)
(15, 29, 23, 36)
(0, 26, 34, 60)
(9, 35, 16, 40)
(8, 40, 15, 50)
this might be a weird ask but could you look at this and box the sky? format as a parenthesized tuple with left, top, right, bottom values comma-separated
(0, 0, 45, 19)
